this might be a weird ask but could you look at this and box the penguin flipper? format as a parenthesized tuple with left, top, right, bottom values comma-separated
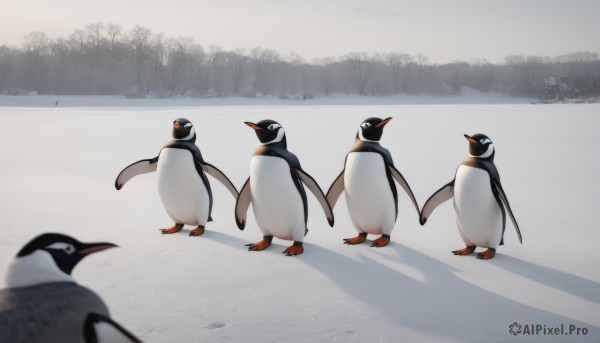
(420, 181, 455, 225)
(388, 165, 420, 217)
(235, 178, 252, 230)
(295, 169, 334, 227)
(115, 157, 158, 190)
(83, 313, 142, 343)
(493, 181, 522, 244)
(326, 170, 345, 210)
(198, 161, 239, 198)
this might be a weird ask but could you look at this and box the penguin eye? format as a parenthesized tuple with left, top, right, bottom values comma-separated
(267, 124, 281, 131)
(480, 138, 491, 144)
(361, 122, 372, 129)
(46, 242, 76, 254)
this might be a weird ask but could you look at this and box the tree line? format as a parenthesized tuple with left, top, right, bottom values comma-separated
(1, 23, 599, 100)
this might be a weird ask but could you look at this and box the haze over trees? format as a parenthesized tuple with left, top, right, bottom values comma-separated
(1, 23, 599, 99)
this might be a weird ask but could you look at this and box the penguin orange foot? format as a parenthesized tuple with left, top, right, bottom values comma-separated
(343, 232, 367, 245)
(452, 245, 476, 255)
(189, 226, 205, 236)
(282, 242, 304, 256)
(246, 235, 273, 251)
(371, 234, 390, 247)
(161, 223, 184, 234)
(477, 248, 496, 260)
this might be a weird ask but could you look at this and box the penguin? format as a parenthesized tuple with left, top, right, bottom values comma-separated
(0, 233, 141, 343)
(235, 120, 334, 256)
(420, 133, 522, 259)
(326, 117, 421, 247)
(115, 118, 239, 236)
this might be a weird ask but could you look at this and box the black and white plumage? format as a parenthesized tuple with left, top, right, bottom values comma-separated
(115, 118, 238, 236)
(420, 134, 522, 259)
(326, 117, 420, 247)
(235, 120, 334, 256)
(0, 233, 141, 343)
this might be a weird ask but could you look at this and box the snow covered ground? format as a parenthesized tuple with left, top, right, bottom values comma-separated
(0, 88, 530, 108)
(0, 99, 598, 342)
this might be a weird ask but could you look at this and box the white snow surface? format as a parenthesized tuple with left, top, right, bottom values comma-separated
(0, 100, 599, 342)
(0, 88, 530, 108)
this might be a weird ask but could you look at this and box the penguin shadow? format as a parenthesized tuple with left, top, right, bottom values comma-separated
(490, 255, 600, 304)
(298, 242, 599, 341)
(201, 230, 289, 255)
(198, 230, 248, 249)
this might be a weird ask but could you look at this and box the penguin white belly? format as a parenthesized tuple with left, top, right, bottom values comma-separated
(157, 148, 209, 226)
(453, 165, 503, 248)
(250, 156, 305, 241)
(344, 152, 396, 235)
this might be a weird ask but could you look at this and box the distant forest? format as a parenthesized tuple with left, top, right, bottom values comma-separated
(1, 23, 599, 100)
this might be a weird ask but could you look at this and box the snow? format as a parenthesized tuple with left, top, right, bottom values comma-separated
(0, 99, 599, 342)
(0, 88, 529, 108)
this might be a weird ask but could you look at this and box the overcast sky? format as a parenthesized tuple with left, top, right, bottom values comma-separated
(1, 0, 599, 64)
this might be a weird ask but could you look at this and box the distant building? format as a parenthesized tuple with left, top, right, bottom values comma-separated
(543, 77, 573, 100)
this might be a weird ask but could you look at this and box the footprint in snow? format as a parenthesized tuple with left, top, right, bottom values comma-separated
(206, 323, 226, 329)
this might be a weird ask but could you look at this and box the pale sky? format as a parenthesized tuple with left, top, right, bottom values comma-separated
(1, 0, 599, 64)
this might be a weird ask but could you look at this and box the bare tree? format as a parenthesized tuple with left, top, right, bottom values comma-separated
(402, 54, 414, 94)
(167, 36, 196, 94)
(207, 45, 225, 96)
(85, 22, 104, 50)
(504, 54, 544, 96)
(226, 48, 247, 97)
(23, 31, 51, 93)
(0, 45, 16, 93)
(106, 23, 123, 94)
(189, 44, 208, 96)
(148, 33, 167, 94)
(288, 52, 304, 96)
(85, 22, 107, 93)
(346, 51, 372, 95)
(127, 25, 152, 93)
(385, 52, 410, 94)
(48, 38, 69, 94)
(314, 58, 335, 96)
(251, 47, 279, 96)
(415, 53, 428, 95)
(161, 38, 184, 96)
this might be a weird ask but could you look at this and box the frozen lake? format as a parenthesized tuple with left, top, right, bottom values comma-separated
(1, 102, 599, 342)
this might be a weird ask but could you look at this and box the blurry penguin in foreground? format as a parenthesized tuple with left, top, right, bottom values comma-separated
(0, 233, 142, 342)
(235, 120, 334, 256)
(115, 118, 239, 236)
(420, 134, 522, 259)
(326, 117, 420, 247)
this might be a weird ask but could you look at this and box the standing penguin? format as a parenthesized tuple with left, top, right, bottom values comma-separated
(115, 118, 238, 236)
(326, 117, 421, 247)
(235, 120, 334, 256)
(0, 233, 141, 343)
(420, 134, 522, 259)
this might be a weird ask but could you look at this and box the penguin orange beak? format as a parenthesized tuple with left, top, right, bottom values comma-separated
(464, 134, 478, 144)
(174, 121, 182, 128)
(245, 122, 262, 130)
(376, 117, 393, 127)
(78, 242, 118, 255)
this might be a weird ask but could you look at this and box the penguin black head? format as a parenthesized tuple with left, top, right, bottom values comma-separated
(357, 117, 392, 142)
(465, 133, 494, 158)
(245, 119, 286, 145)
(172, 118, 195, 140)
(16, 233, 117, 276)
